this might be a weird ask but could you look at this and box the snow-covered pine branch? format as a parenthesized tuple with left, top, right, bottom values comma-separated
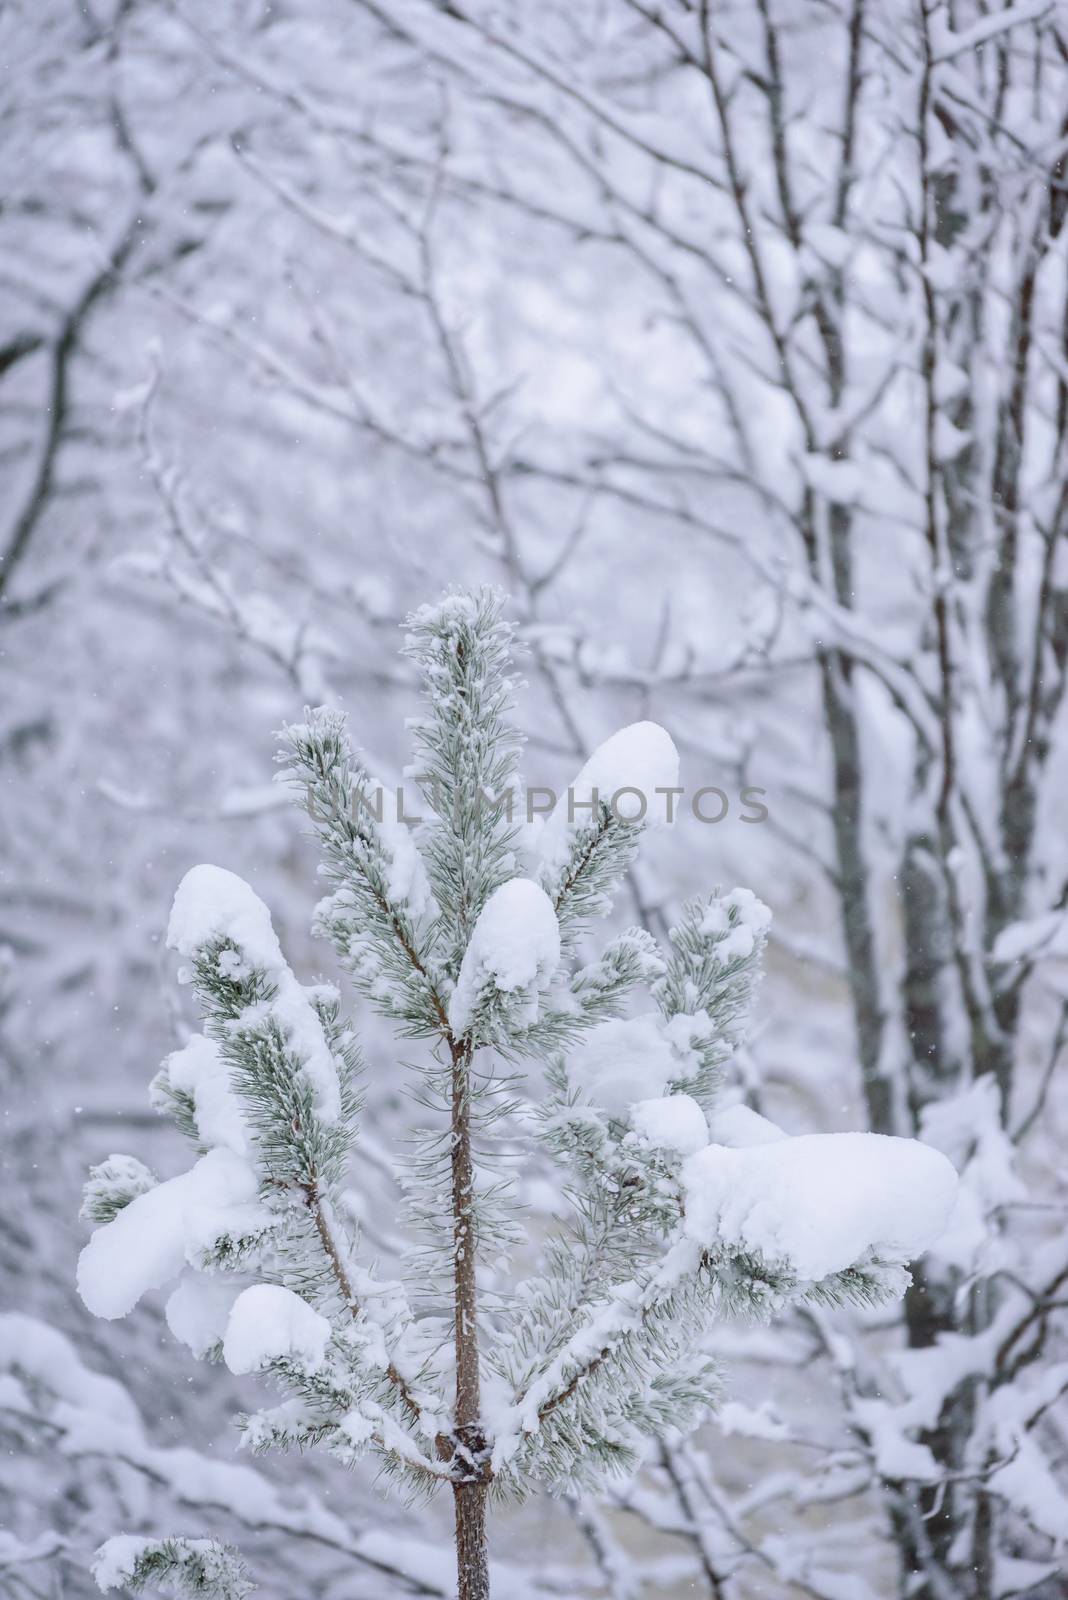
(277, 708, 443, 1035)
(93, 1537, 254, 1600)
(76, 587, 958, 1600)
(77, 862, 443, 1494)
(535, 720, 679, 949)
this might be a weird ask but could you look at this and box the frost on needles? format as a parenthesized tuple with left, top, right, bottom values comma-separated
(76, 587, 958, 1600)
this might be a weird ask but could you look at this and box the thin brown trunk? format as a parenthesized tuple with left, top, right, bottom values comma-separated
(451, 1038, 490, 1599)
(453, 1480, 490, 1600)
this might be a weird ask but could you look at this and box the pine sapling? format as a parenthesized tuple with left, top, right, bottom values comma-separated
(77, 588, 958, 1600)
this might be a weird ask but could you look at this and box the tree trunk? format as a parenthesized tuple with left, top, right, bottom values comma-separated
(453, 1480, 490, 1600)
(817, 651, 895, 1132)
(451, 1038, 490, 1598)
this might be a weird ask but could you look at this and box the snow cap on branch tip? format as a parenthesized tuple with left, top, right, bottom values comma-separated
(168, 863, 287, 971)
(93, 1535, 254, 1599)
(167, 863, 342, 1124)
(698, 887, 772, 962)
(537, 718, 679, 873)
(403, 582, 514, 644)
(222, 1284, 332, 1376)
(447, 877, 561, 1036)
(681, 1131, 958, 1282)
(629, 1094, 709, 1156)
(80, 1153, 158, 1223)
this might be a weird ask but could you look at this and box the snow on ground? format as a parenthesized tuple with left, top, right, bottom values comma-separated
(222, 1285, 332, 1376)
(448, 878, 560, 1033)
(168, 864, 342, 1123)
(682, 1132, 958, 1280)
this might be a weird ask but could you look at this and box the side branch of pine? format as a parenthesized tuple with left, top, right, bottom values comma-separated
(304, 1183, 427, 1434)
(306, 747, 452, 1032)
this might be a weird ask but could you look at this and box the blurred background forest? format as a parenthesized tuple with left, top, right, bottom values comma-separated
(2, 1, 1067, 1596)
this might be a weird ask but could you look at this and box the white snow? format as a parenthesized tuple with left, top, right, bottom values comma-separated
(919, 1078, 1025, 1272)
(660, 1010, 716, 1068)
(447, 878, 560, 1034)
(984, 1363, 1068, 1540)
(850, 1399, 941, 1481)
(168, 865, 341, 1123)
(3, 1311, 495, 1600)
(537, 720, 679, 881)
(800, 453, 866, 505)
(165, 1273, 245, 1359)
(363, 775, 433, 915)
(706, 1103, 786, 1147)
(682, 1132, 958, 1281)
(77, 1147, 263, 1319)
(699, 887, 772, 962)
(223, 1284, 332, 1375)
(156, 1033, 249, 1157)
(92, 1536, 155, 1591)
(566, 1012, 699, 1114)
(0, 1313, 141, 1427)
(406, 590, 482, 632)
(715, 1398, 789, 1442)
(92, 1537, 242, 1595)
(184, 1197, 277, 1269)
(710, 927, 759, 963)
(803, 222, 852, 269)
(170, 864, 283, 971)
(934, 413, 971, 463)
(992, 909, 1068, 964)
(629, 1094, 708, 1156)
(80, 1153, 157, 1217)
(930, 0, 1051, 64)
